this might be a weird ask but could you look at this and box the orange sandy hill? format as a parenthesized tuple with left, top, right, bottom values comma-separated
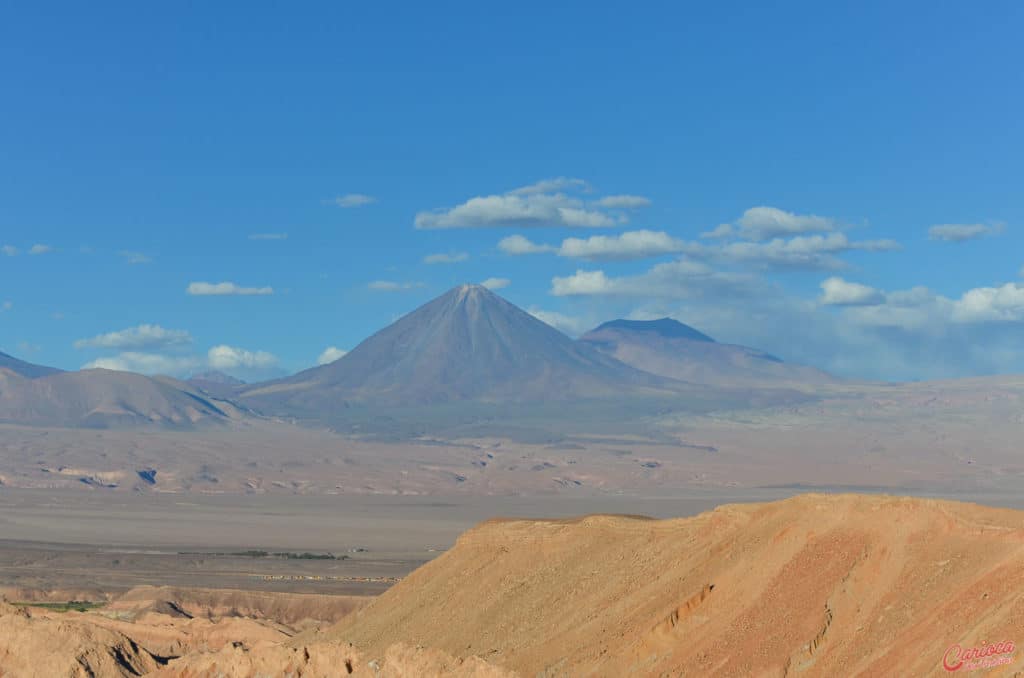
(327, 493, 1024, 677)
(3, 494, 1024, 677)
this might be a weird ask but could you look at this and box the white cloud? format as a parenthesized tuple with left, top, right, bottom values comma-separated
(332, 193, 376, 208)
(551, 259, 754, 300)
(507, 177, 589, 195)
(75, 324, 192, 350)
(1, 245, 17, 256)
(187, 281, 274, 296)
(82, 352, 201, 376)
(502, 229, 897, 269)
(415, 179, 629, 230)
(699, 233, 900, 270)
(423, 252, 469, 264)
(368, 280, 425, 291)
(734, 206, 837, 240)
(1, 301, 12, 312)
(480, 277, 510, 290)
(249, 233, 288, 240)
(836, 281, 1024, 330)
(928, 223, 1002, 242)
(498, 235, 557, 255)
(317, 346, 348, 365)
(950, 283, 1024, 323)
(207, 345, 279, 370)
(558, 230, 686, 261)
(28, 244, 52, 255)
(119, 251, 152, 264)
(594, 195, 652, 209)
(527, 307, 590, 336)
(819, 277, 885, 306)
(700, 224, 735, 239)
(81, 344, 282, 380)
(501, 231, 685, 261)
(700, 207, 842, 241)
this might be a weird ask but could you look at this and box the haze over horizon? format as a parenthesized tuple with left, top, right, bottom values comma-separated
(2, 2, 1023, 382)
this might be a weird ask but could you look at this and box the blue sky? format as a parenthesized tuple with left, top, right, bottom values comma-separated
(1, 1, 1022, 381)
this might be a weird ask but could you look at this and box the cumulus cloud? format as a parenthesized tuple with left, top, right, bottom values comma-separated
(500, 231, 685, 261)
(415, 179, 636, 230)
(733, 207, 837, 240)
(208, 345, 278, 370)
(480, 277, 510, 290)
(551, 259, 755, 300)
(558, 231, 686, 261)
(119, 251, 152, 264)
(928, 223, 1003, 242)
(698, 233, 900, 270)
(317, 346, 348, 365)
(594, 195, 652, 209)
(332, 193, 376, 208)
(28, 244, 52, 255)
(249, 233, 288, 240)
(502, 229, 897, 269)
(700, 224, 736, 239)
(527, 307, 590, 336)
(508, 177, 590, 195)
(423, 252, 469, 264)
(81, 344, 283, 380)
(701, 207, 841, 241)
(498, 235, 557, 255)
(831, 281, 1024, 330)
(368, 280, 425, 291)
(74, 324, 192, 350)
(1, 245, 17, 256)
(82, 352, 201, 375)
(819, 277, 885, 306)
(187, 281, 274, 296)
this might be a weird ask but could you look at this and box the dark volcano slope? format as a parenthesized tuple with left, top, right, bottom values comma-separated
(0, 350, 63, 378)
(578, 318, 835, 388)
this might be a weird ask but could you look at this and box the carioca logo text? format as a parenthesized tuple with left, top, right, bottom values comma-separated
(943, 640, 1015, 672)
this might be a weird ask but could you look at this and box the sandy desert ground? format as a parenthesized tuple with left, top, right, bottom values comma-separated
(2, 493, 1024, 676)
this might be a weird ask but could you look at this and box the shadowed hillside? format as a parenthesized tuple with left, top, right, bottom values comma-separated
(579, 318, 836, 388)
(0, 350, 62, 379)
(0, 367, 238, 429)
(328, 493, 1024, 676)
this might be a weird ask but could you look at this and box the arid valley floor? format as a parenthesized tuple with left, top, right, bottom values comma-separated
(3, 293, 1024, 675)
(3, 491, 1024, 676)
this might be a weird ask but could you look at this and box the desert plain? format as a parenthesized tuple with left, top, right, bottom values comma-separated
(2, 290, 1024, 675)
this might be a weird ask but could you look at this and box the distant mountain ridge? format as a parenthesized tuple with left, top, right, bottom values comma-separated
(589, 318, 716, 343)
(241, 284, 676, 412)
(0, 350, 239, 428)
(578, 318, 832, 387)
(0, 350, 63, 379)
(189, 370, 246, 386)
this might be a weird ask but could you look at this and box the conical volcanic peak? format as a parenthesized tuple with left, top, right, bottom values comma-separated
(244, 285, 670, 408)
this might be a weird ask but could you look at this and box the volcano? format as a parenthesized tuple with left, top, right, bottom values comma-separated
(578, 318, 835, 388)
(242, 284, 674, 410)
